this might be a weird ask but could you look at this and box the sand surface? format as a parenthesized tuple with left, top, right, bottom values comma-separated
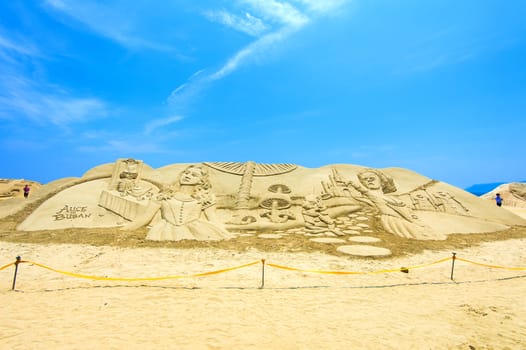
(504, 205, 526, 219)
(1, 239, 525, 349)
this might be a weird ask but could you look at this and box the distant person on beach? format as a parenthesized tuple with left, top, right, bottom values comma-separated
(495, 193, 503, 207)
(23, 184, 30, 198)
(24, 184, 31, 198)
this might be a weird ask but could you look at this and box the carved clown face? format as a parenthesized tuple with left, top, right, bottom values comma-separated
(179, 167, 204, 185)
(359, 171, 381, 190)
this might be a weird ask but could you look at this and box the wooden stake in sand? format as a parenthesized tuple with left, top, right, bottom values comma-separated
(260, 259, 266, 289)
(450, 252, 456, 280)
(12, 256, 21, 290)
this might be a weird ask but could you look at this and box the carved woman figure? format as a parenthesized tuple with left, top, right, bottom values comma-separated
(123, 165, 233, 241)
(348, 169, 442, 240)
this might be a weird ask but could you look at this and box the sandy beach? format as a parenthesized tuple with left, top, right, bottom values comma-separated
(1, 238, 525, 349)
(3, 0, 526, 347)
(1, 175, 525, 349)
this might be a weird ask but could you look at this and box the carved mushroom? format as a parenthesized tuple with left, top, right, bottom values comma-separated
(259, 184, 295, 223)
(204, 161, 297, 225)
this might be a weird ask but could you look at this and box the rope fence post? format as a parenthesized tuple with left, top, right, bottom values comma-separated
(12, 256, 21, 290)
(259, 259, 265, 289)
(450, 252, 456, 281)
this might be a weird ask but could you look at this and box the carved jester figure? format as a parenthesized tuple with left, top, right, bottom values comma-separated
(122, 165, 233, 241)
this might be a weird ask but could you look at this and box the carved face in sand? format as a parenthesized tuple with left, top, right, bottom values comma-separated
(179, 166, 205, 186)
(359, 171, 381, 190)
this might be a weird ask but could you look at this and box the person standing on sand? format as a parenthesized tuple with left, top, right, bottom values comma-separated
(495, 193, 503, 207)
(23, 184, 30, 198)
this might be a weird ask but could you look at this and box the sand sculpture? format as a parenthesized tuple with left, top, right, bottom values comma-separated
(0, 179, 41, 200)
(11, 159, 526, 253)
(120, 164, 233, 241)
(481, 182, 526, 208)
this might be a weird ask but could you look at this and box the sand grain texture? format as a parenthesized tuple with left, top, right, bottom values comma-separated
(1, 239, 525, 349)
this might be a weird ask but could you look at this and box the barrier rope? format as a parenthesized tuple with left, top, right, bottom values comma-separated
(266, 262, 363, 275)
(1, 255, 526, 287)
(267, 257, 452, 275)
(11, 260, 260, 281)
(0, 261, 16, 271)
(369, 256, 453, 274)
(455, 257, 526, 271)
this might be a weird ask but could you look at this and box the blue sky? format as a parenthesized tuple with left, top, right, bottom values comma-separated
(1, 0, 525, 188)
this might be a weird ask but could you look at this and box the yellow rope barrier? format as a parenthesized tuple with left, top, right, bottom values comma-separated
(15, 260, 260, 281)
(2, 255, 525, 287)
(370, 257, 453, 274)
(267, 263, 364, 275)
(267, 257, 452, 275)
(455, 257, 526, 271)
(0, 261, 16, 271)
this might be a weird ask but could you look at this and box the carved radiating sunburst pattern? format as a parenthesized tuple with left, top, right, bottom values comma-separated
(203, 162, 297, 176)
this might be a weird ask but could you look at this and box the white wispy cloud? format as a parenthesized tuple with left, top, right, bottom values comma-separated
(291, 0, 348, 14)
(204, 10, 268, 37)
(44, 0, 175, 52)
(0, 73, 108, 126)
(209, 27, 297, 81)
(199, 0, 314, 88)
(172, 32, 284, 106)
(1, 19, 110, 127)
(241, 0, 308, 27)
(167, 69, 210, 112)
(144, 115, 184, 135)
(168, 0, 350, 108)
(0, 32, 40, 58)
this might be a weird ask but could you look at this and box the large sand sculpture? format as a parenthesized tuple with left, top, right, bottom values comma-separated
(8, 159, 525, 257)
(481, 182, 526, 208)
